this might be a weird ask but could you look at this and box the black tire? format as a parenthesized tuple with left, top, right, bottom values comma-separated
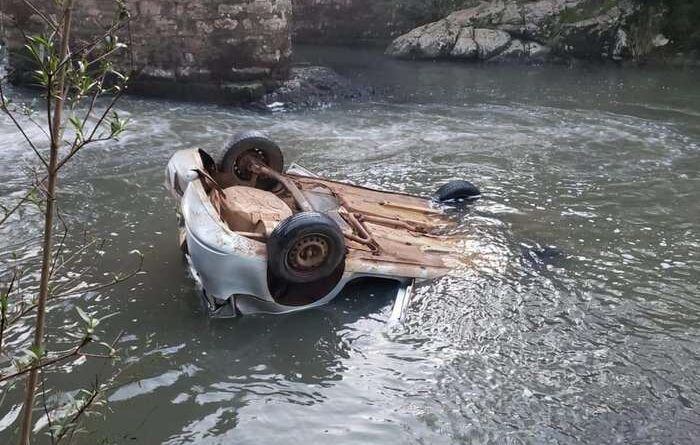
(435, 180, 481, 202)
(219, 130, 284, 190)
(268, 212, 346, 284)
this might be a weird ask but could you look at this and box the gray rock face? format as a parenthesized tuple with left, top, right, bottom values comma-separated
(416, 21, 460, 58)
(386, 0, 648, 63)
(450, 27, 478, 59)
(494, 39, 526, 60)
(489, 39, 552, 62)
(474, 29, 512, 59)
(3, 0, 293, 104)
(389, 24, 514, 61)
(386, 21, 460, 59)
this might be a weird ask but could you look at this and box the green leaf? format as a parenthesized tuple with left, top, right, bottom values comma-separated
(69, 115, 85, 142)
(99, 311, 119, 322)
(30, 344, 46, 360)
(76, 307, 91, 323)
(108, 111, 129, 139)
(98, 341, 116, 355)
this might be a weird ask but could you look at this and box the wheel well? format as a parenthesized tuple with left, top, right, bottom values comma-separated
(266, 261, 345, 307)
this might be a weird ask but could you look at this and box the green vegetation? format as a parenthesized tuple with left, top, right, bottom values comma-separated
(1, 1, 140, 443)
(559, 0, 617, 24)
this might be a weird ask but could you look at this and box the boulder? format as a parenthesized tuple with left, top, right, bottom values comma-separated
(489, 39, 552, 62)
(490, 39, 526, 61)
(386, 0, 565, 61)
(385, 25, 426, 57)
(474, 28, 512, 59)
(450, 27, 478, 59)
(416, 21, 460, 58)
(386, 0, 652, 63)
(257, 66, 375, 110)
(386, 20, 459, 58)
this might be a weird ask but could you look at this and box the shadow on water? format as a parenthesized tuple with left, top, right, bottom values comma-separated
(196, 278, 400, 384)
(94, 280, 413, 445)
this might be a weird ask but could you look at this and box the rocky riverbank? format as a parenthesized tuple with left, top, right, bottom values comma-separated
(386, 0, 680, 63)
(1, 0, 696, 107)
(291, 0, 698, 65)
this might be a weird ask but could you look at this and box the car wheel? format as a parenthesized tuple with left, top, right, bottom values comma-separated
(219, 130, 284, 190)
(435, 180, 481, 202)
(268, 212, 346, 284)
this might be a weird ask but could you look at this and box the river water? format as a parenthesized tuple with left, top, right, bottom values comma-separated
(1, 46, 699, 444)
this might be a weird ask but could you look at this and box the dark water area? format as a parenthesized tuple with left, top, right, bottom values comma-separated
(0, 46, 699, 444)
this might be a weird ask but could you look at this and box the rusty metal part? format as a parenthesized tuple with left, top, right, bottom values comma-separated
(234, 149, 269, 181)
(288, 235, 330, 271)
(249, 162, 314, 213)
(295, 183, 399, 254)
(245, 162, 383, 255)
(378, 200, 442, 214)
(288, 180, 428, 237)
(198, 152, 465, 276)
(334, 195, 431, 233)
(358, 213, 428, 233)
(339, 210, 381, 254)
(342, 231, 372, 246)
(293, 176, 450, 227)
(344, 211, 373, 243)
(219, 186, 293, 236)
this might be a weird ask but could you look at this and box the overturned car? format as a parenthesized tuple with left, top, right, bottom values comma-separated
(165, 131, 480, 317)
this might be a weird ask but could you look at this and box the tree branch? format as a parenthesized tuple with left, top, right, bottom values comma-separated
(20, 0, 59, 32)
(0, 83, 49, 168)
(0, 330, 122, 384)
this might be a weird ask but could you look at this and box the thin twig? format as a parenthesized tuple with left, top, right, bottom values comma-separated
(49, 238, 100, 279)
(57, 19, 130, 73)
(50, 256, 144, 299)
(56, 90, 124, 170)
(1, 330, 122, 384)
(7, 256, 141, 326)
(54, 388, 98, 445)
(1, 339, 89, 383)
(20, 0, 59, 32)
(40, 368, 56, 444)
(0, 271, 17, 353)
(0, 83, 49, 167)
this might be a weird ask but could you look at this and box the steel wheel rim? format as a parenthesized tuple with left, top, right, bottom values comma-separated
(287, 234, 330, 272)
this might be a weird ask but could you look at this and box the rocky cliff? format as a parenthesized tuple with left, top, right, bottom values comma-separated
(385, 0, 679, 63)
(291, 0, 693, 64)
(1, 0, 693, 106)
(1, 0, 292, 103)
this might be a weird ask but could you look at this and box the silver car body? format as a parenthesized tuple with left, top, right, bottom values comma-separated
(166, 148, 417, 317)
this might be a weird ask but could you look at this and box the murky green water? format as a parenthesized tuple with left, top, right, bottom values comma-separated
(1, 46, 699, 444)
